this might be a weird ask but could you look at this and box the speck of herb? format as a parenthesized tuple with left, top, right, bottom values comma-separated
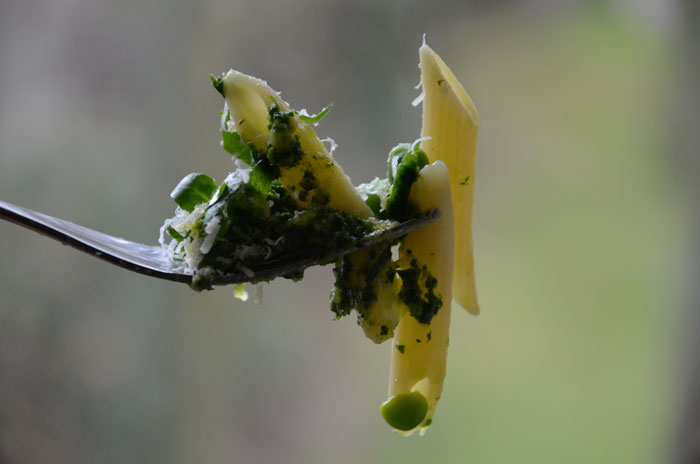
(396, 344, 405, 354)
(210, 74, 224, 96)
(426, 331, 432, 341)
(167, 226, 186, 242)
(459, 176, 470, 186)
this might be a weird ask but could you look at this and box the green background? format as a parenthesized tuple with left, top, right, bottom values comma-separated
(0, 1, 690, 463)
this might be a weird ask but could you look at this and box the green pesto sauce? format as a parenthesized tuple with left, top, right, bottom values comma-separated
(380, 392, 428, 431)
(329, 142, 444, 328)
(193, 184, 373, 290)
(330, 241, 395, 318)
(169, 96, 375, 291)
(267, 103, 303, 168)
(397, 255, 442, 324)
(172, 80, 444, 333)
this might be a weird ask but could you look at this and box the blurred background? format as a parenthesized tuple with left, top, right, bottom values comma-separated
(0, 0, 696, 462)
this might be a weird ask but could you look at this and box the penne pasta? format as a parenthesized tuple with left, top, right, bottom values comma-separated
(162, 43, 479, 435)
(220, 70, 372, 218)
(384, 161, 454, 434)
(418, 44, 480, 315)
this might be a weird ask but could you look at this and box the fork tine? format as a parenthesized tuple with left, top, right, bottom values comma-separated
(1, 200, 438, 286)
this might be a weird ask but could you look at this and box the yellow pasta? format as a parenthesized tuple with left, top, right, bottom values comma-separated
(220, 70, 372, 218)
(384, 160, 454, 434)
(381, 44, 479, 434)
(418, 44, 480, 315)
(165, 44, 479, 435)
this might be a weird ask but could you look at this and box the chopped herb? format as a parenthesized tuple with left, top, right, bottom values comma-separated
(208, 183, 229, 207)
(191, 271, 214, 292)
(222, 114, 254, 165)
(397, 258, 442, 324)
(170, 173, 218, 213)
(364, 193, 382, 216)
(249, 165, 273, 194)
(299, 170, 317, 191)
(380, 325, 389, 336)
(167, 226, 186, 242)
(210, 74, 224, 96)
(298, 102, 333, 126)
(331, 241, 394, 318)
(311, 191, 330, 206)
(437, 79, 445, 87)
(267, 103, 303, 167)
(385, 143, 429, 221)
(426, 331, 432, 341)
(459, 176, 470, 186)
(396, 344, 405, 354)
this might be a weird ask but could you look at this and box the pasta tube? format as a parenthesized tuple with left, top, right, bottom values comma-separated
(219, 70, 371, 218)
(418, 45, 480, 315)
(383, 160, 454, 434)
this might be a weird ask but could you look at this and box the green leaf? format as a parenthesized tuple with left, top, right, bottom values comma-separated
(166, 226, 186, 242)
(170, 173, 218, 212)
(387, 143, 411, 183)
(364, 193, 382, 217)
(222, 113, 254, 165)
(208, 183, 229, 207)
(210, 74, 224, 96)
(249, 165, 272, 194)
(384, 142, 430, 221)
(298, 102, 333, 126)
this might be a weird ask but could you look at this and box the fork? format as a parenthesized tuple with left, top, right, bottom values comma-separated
(0, 200, 438, 286)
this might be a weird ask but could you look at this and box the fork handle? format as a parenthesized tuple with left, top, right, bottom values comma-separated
(0, 200, 190, 283)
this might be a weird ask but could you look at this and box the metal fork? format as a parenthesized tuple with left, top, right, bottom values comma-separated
(0, 200, 438, 286)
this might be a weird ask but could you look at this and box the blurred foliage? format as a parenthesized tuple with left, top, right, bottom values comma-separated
(0, 1, 686, 463)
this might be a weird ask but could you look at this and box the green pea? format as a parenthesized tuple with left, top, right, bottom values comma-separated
(380, 391, 428, 431)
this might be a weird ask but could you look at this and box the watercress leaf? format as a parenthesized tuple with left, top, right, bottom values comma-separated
(364, 193, 382, 217)
(298, 102, 333, 126)
(170, 173, 218, 212)
(222, 130, 254, 166)
(208, 183, 229, 207)
(249, 165, 272, 194)
(221, 112, 253, 165)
